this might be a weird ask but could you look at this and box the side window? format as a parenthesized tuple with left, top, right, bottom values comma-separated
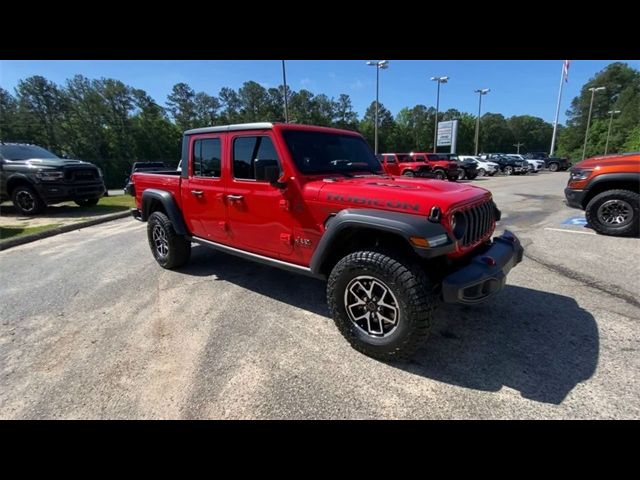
(414, 155, 426, 162)
(192, 138, 222, 177)
(386, 155, 396, 163)
(233, 136, 281, 181)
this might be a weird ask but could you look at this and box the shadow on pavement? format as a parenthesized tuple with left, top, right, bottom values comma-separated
(179, 246, 599, 405)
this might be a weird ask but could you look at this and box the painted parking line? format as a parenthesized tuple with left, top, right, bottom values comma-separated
(544, 227, 596, 235)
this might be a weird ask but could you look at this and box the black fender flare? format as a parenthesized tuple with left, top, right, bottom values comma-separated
(6, 173, 37, 194)
(141, 189, 189, 235)
(586, 172, 640, 191)
(309, 208, 454, 275)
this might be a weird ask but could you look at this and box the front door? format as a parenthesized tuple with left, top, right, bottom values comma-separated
(384, 155, 400, 175)
(180, 134, 228, 242)
(225, 132, 293, 256)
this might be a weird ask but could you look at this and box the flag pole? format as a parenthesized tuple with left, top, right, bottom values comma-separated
(549, 61, 566, 156)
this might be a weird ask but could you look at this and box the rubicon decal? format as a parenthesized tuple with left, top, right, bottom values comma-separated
(325, 194, 420, 212)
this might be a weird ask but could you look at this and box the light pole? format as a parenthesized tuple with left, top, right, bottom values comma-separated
(604, 109, 621, 155)
(431, 76, 449, 153)
(474, 89, 490, 155)
(281, 60, 289, 123)
(366, 60, 389, 154)
(582, 86, 606, 160)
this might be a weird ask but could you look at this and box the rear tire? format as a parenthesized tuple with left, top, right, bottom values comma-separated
(327, 249, 438, 361)
(585, 189, 639, 237)
(147, 211, 191, 269)
(402, 170, 415, 177)
(11, 185, 45, 215)
(457, 170, 466, 180)
(503, 166, 513, 176)
(548, 162, 559, 172)
(477, 168, 486, 177)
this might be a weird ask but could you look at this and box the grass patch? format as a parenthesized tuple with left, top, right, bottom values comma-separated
(59, 194, 135, 215)
(0, 224, 61, 241)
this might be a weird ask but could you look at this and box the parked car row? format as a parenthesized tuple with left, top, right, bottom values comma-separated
(376, 151, 570, 183)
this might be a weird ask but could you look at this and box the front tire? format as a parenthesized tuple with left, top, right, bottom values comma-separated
(585, 190, 639, 237)
(402, 170, 415, 177)
(503, 166, 513, 176)
(327, 250, 438, 361)
(548, 162, 559, 172)
(147, 211, 191, 268)
(11, 185, 45, 215)
(477, 168, 486, 177)
(433, 169, 446, 180)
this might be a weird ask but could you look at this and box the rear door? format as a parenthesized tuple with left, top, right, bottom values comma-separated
(180, 133, 228, 242)
(225, 131, 293, 256)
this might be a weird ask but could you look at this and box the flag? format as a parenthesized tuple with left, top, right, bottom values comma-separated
(563, 60, 571, 83)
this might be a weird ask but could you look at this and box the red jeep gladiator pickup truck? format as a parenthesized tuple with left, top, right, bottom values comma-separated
(130, 123, 523, 360)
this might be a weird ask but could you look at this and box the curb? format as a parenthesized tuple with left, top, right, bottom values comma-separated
(0, 210, 132, 251)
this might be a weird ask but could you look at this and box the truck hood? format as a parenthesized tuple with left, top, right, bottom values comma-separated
(5, 158, 94, 168)
(572, 155, 640, 171)
(309, 175, 491, 215)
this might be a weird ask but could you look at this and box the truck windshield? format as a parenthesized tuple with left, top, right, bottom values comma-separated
(282, 130, 383, 175)
(0, 144, 59, 160)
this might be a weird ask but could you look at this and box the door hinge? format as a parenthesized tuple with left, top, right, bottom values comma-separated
(279, 199, 290, 211)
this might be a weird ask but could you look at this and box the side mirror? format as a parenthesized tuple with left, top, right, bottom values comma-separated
(265, 165, 287, 189)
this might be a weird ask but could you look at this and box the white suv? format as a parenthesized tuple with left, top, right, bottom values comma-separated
(457, 155, 499, 177)
(507, 154, 544, 173)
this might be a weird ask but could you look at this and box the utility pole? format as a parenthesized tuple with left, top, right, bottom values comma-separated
(281, 60, 289, 123)
(513, 143, 525, 154)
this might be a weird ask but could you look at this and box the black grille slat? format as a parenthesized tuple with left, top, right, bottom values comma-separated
(459, 200, 494, 247)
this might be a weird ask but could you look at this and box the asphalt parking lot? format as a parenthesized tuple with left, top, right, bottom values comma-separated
(1, 171, 638, 419)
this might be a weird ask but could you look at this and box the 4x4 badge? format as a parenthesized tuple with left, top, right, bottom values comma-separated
(294, 237, 313, 248)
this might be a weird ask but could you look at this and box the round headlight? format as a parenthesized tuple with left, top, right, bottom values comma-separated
(451, 212, 467, 240)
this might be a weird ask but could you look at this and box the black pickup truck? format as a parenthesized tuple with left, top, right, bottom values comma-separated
(0, 143, 105, 215)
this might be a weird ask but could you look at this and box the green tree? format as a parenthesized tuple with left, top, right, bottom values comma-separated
(334, 94, 358, 130)
(166, 83, 198, 131)
(194, 92, 221, 126)
(14, 75, 66, 151)
(622, 125, 640, 151)
(479, 113, 514, 153)
(507, 115, 553, 153)
(360, 101, 395, 152)
(557, 62, 640, 159)
(0, 88, 18, 141)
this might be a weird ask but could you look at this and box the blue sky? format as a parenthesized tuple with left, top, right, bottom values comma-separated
(1, 60, 638, 124)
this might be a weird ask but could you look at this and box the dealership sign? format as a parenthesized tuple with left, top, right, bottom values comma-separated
(436, 120, 458, 153)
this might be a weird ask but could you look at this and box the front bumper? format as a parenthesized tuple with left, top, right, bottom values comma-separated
(35, 181, 106, 203)
(564, 187, 586, 209)
(441, 230, 524, 305)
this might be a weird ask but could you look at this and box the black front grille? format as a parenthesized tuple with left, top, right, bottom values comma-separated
(460, 201, 495, 247)
(65, 168, 98, 181)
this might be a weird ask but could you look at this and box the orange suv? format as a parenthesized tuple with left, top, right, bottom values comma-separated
(565, 152, 640, 236)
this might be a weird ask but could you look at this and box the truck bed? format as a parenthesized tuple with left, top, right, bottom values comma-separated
(131, 171, 182, 210)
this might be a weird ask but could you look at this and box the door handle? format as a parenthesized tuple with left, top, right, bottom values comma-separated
(226, 194, 244, 201)
(191, 190, 204, 197)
